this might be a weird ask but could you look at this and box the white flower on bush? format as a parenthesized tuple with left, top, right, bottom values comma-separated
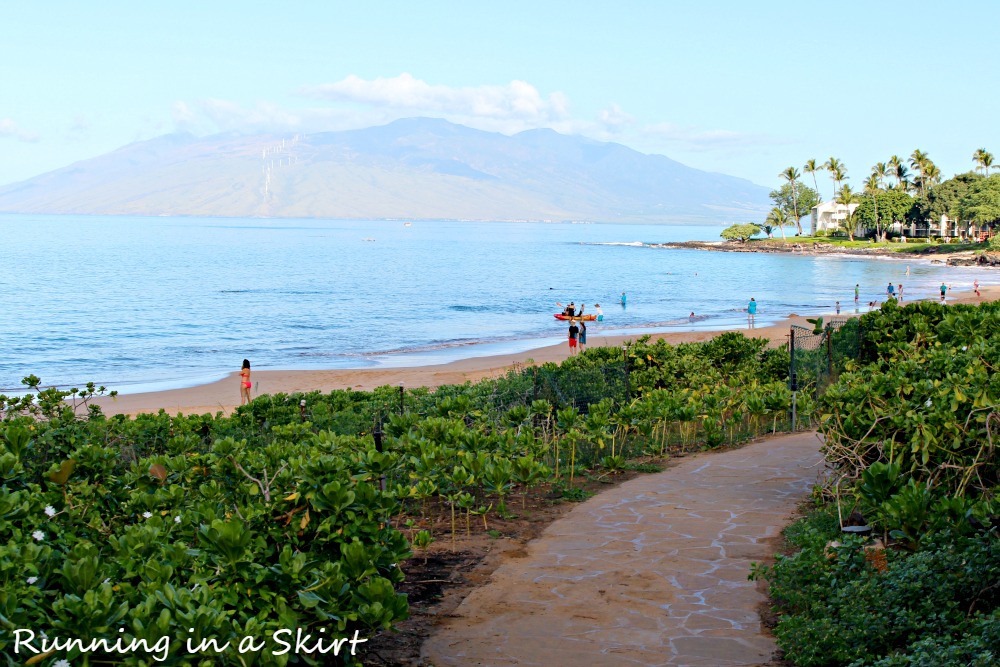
(44, 505, 57, 517)
(53, 660, 70, 667)
(174, 515, 182, 524)
(925, 399, 933, 407)
(32, 530, 45, 541)
(962, 345, 968, 351)
(143, 511, 152, 519)
(26, 576, 38, 585)
(103, 578, 111, 584)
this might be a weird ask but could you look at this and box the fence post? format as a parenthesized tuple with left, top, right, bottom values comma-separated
(622, 343, 630, 401)
(789, 327, 797, 431)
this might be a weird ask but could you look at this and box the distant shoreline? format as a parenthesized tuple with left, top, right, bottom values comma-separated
(655, 239, 1000, 266)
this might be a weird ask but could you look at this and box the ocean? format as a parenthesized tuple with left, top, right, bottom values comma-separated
(2, 214, 992, 394)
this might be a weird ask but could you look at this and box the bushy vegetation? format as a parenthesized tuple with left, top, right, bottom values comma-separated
(755, 299, 1000, 666)
(1, 332, 797, 665)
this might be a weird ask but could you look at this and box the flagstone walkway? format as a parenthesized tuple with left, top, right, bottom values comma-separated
(422, 432, 825, 667)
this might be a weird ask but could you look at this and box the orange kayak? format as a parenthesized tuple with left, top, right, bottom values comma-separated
(554, 313, 597, 321)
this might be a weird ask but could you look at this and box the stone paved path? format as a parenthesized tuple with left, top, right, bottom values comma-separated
(422, 432, 825, 667)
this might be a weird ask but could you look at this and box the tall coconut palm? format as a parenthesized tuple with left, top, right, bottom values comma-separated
(824, 157, 847, 198)
(872, 162, 889, 187)
(781, 166, 802, 235)
(804, 159, 822, 201)
(910, 150, 931, 197)
(865, 174, 882, 240)
(974, 148, 994, 176)
(836, 184, 859, 241)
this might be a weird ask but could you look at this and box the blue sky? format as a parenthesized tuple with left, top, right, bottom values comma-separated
(2, 1, 998, 197)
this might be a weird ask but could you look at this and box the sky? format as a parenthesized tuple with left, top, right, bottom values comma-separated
(2, 1, 999, 197)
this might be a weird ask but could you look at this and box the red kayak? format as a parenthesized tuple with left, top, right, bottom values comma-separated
(554, 313, 597, 321)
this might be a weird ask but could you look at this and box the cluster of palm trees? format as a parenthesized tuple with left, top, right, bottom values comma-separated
(770, 149, 994, 241)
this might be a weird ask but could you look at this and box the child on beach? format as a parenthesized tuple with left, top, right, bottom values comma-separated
(747, 298, 757, 328)
(568, 321, 579, 355)
(595, 303, 604, 321)
(240, 359, 252, 405)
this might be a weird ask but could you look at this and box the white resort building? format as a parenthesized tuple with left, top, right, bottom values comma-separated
(810, 201, 860, 236)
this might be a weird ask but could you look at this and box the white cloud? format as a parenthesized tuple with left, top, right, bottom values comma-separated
(598, 103, 634, 132)
(0, 118, 39, 143)
(642, 121, 788, 152)
(298, 73, 571, 129)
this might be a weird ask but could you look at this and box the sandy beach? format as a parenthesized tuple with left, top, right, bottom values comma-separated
(89, 285, 997, 418)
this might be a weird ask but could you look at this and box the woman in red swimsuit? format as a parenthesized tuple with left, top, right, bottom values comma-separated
(240, 359, 252, 405)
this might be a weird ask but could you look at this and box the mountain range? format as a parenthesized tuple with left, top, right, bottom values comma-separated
(0, 118, 770, 222)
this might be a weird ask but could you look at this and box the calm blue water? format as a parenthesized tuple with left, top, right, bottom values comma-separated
(2, 214, 994, 394)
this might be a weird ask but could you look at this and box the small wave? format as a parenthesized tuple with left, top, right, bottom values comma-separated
(448, 305, 494, 313)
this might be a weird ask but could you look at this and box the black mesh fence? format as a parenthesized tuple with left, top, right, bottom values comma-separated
(789, 318, 862, 398)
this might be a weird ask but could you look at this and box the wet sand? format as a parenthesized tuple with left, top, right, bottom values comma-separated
(92, 287, 997, 417)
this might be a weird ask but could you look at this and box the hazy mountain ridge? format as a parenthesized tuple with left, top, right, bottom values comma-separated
(0, 118, 769, 222)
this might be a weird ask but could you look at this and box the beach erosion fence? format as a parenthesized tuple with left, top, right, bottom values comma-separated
(789, 318, 862, 400)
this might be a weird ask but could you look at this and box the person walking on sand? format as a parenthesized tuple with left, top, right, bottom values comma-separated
(578, 318, 587, 352)
(239, 359, 252, 405)
(940, 282, 948, 302)
(567, 320, 579, 355)
(975, 279, 981, 298)
(595, 303, 604, 321)
(747, 297, 757, 328)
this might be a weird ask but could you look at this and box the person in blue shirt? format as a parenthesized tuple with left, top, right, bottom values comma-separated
(620, 292, 627, 307)
(747, 298, 757, 328)
(887, 283, 896, 299)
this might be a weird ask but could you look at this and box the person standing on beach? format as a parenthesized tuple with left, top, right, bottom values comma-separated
(747, 298, 757, 328)
(854, 283, 859, 306)
(595, 303, 604, 321)
(975, 279, 981, 297)
(240, 359, 252, 405)
(578, 318, 587, 352)
(898, 284, 904, 301)
(568, 320, 579, 355)
(887, 282, 896, 300)
(940, 283, 948, 301)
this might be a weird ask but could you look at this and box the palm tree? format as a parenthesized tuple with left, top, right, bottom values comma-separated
(781, 166, 802, 235)
(872, 162, 889, 187)
(889, 155, 910, 192)
(974, 148, 994, 176)
(865, 174, 882, 240)
(824, 157, 847, 199)
(910, 150, 931, 197)
(804, 159, 822, 201)
(767, 206, 788, 242)
(836, 184, 859, 241)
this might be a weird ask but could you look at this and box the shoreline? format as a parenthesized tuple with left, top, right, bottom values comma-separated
(92, 286, 997, 417)
(658, 239, 1000, 266)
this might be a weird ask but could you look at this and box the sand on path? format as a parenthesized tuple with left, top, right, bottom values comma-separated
(422, 432, 825, 667)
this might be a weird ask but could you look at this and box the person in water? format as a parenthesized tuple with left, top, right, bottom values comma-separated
(620, 292, 627, 307)
(557, 301, 576, 317)
(595, 303, 604, 321)
(240, 359, 252, 405)
(747, 298, 757, 328)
